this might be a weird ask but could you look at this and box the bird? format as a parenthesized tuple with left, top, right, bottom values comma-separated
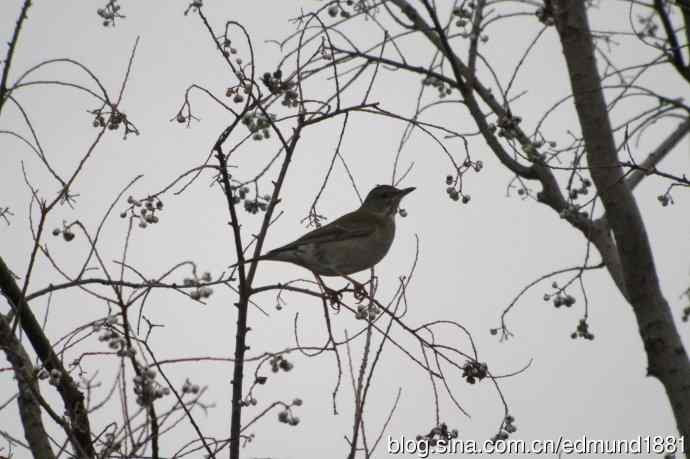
(231, 184, 415, 277)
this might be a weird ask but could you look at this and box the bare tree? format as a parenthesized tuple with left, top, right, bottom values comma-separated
(1, 0, 688, 458)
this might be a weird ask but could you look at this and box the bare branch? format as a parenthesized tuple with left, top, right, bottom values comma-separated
(626, 117, 690, 190)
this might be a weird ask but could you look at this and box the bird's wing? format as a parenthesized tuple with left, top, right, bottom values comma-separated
(268, 210, 376, 254)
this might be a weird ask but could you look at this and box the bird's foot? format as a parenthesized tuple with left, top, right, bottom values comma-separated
(313, 273, 344, 308)
(348, 276, 376, 302)
(325, 287, 344, 308)
(353, 282, 368, 302)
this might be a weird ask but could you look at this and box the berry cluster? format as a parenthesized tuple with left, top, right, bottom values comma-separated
(521, 139, 553, 162)
(92, 108, 128, 133)
(277, 408, 300, 426)
(270, 355, 294, 373)
(98, 328, 125, 353)
(227, 84, 250, 104)
(451, 3, 489, 41)
(232, 186, 272, 214)
(261, 70, 300, 108)
(452, 5, 472, 27)
(219, 34, 246, 67)
(37, 368, 63, 387)
(327, 1, 355, 18)
(657, 193, 674, 207)
(241, 111, 276, 141)
(635, 13, 659, 39)
(422, 75, 452, 98)
(276, 398, 304, 425)
(469, 159, 484, 172)
(220, 37, 238, 59)
(462, 360, 488, 384)
(96, 1, 124, 27)
(183, 271, 214, 301)
(544, 292, 576, 308)
(569, 178, 592, 200)
(240, 394, 258, 407)
(243, 194, 269, 214)
(531, 139, 557, 150)
(572, 318, 595, 340)
(445, 185, 471, 204)
(490, 414, 517, 443)
(444, 159, 482, 203)
(558, 203, 588, 220)
(52, 222, 76, 242)
(355, 303, 380, 321)
(133, 368, 170, 406)
(496, 113, 523, 140)
(415, 422, 459, 448)
(181, 378, 201, 395)
(543, 281, 577, 309)
(277, 398, 303, 426)
(94, 316, 137, 357)
(121, 195, 164, 229)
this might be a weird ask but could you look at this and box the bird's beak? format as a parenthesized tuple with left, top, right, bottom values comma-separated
(398, 187, 416, 197)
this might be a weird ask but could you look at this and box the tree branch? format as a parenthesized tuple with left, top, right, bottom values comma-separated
(0, 0, 32, 115)
(0, 313, 56, 459)
(653, 0, 690, 82)
(626, 117, 690, 190)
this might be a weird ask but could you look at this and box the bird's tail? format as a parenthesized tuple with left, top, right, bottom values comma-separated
(228, 254, 268, 270)
(228, 246, 298, 270)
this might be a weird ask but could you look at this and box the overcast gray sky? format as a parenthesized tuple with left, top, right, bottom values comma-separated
(1, 1, 689, 458)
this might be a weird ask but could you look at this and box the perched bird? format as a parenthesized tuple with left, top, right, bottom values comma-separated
(233, 184, 415, 276)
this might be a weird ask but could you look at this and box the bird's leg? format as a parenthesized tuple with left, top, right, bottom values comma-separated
(343, 274, 376, 303)
(353, 282, 367, 303)
(313, 273, 342, 308)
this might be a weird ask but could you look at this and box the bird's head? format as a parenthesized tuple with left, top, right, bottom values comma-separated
(361, 184, 415, 216)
